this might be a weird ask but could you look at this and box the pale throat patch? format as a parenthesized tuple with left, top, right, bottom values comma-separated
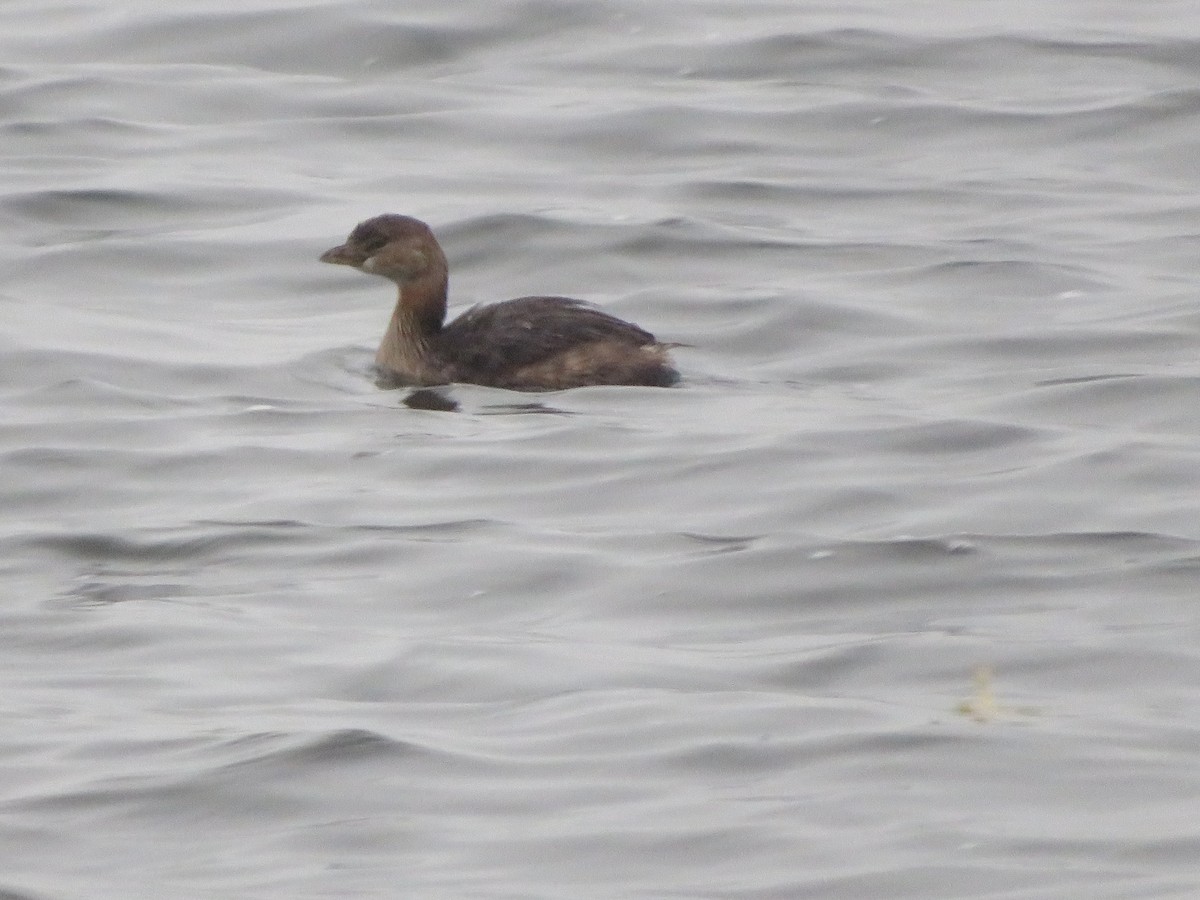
(362, 249, 426, 277)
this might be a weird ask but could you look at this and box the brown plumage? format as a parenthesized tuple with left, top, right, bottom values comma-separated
(320, 214, 678, 391)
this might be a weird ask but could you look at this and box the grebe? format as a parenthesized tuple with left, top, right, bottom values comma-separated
(320, 214, 678, 391)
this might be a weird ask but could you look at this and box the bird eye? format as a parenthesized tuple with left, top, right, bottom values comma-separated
(351, 226, 388, 253)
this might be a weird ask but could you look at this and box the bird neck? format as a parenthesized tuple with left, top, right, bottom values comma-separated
(375, 273, 448, 382)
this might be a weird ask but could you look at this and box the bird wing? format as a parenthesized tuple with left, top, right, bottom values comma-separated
(438, 296, 658, 374)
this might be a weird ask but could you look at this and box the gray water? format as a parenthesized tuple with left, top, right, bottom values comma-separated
(3, 1, 1200, 897)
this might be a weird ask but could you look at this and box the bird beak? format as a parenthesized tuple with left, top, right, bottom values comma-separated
(319, 243, 364, 267)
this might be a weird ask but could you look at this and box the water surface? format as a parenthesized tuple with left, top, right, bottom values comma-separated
(3, 2, 1200, 897)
